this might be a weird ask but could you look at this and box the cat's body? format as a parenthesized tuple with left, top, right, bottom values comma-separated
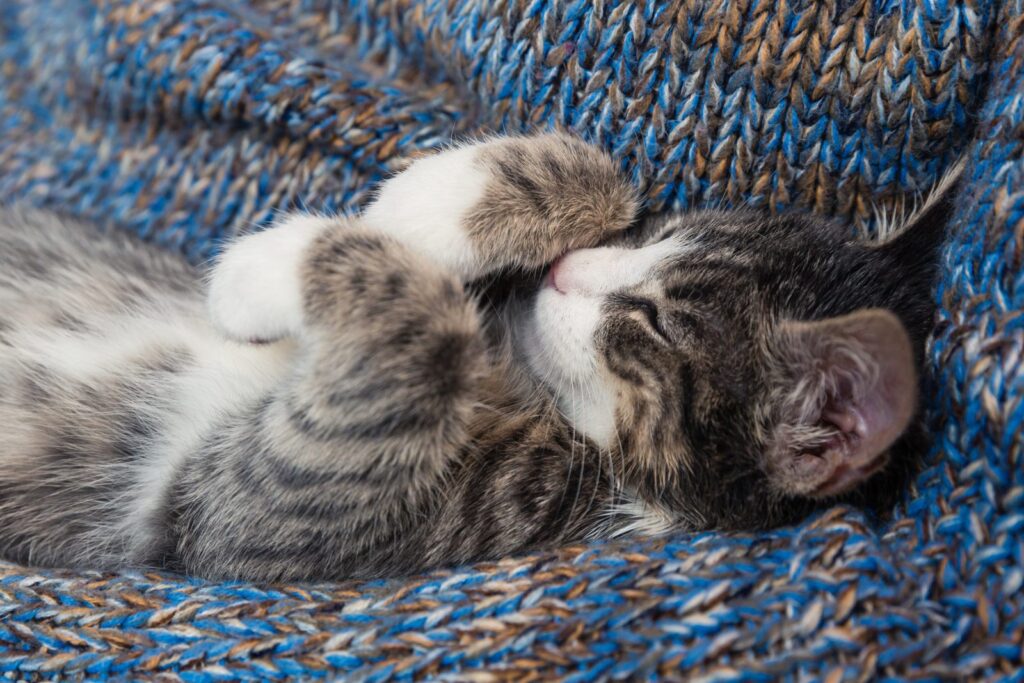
(0, 134, 956, 581)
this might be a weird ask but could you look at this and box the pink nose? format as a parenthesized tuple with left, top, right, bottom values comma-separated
(545, 249, 611, 295)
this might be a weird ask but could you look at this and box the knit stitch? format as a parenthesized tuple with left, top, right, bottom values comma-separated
(0, 0, 1020, 680)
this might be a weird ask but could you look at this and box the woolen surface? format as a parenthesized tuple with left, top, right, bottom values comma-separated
(0, 0, 1021, 679)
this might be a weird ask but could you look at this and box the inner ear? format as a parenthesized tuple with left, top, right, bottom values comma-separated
(769, 309, 917, 498)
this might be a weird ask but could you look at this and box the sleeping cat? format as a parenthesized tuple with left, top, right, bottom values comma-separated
(0, 133, 957, 581)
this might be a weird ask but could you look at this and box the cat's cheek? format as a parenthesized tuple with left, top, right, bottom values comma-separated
(526, 289, 601, 381)
(523, 289, 620, 447)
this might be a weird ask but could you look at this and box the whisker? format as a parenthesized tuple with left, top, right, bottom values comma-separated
(568, 370, 586, 526)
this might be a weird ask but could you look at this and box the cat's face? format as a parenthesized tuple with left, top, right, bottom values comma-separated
(523, 207, 942, 531)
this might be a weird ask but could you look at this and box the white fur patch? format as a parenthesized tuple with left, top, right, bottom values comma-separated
(207, 214, 333, 342)
(18, 308, 295, 559)
(597, 493, 677, 539)
(127, 328, 294, 556)
(551, 238, 686, 296)
(523, 292, 616, 447)
(362, 144, 488, 280)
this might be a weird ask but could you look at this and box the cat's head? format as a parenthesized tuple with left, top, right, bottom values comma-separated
(522, 178, 956, 531)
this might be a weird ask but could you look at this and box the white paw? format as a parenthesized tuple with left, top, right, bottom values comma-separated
(362, 143, 487, 280)
(207, 214, 331, 342)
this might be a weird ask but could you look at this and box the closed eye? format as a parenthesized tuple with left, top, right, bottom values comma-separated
(619, 296, 670, 343)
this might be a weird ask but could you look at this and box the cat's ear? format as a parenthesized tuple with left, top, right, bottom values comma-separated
(766, 309, 917, 498)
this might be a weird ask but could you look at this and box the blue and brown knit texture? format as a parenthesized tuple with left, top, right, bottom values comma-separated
(0, 0, 1021, 679)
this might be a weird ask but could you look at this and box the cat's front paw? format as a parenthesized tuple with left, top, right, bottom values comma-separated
(207, 214, 331, 343)
(362, 133, 639, 280)
(465, 133, 640, 270)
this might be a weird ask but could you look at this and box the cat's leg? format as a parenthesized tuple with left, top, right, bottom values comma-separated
(208, 133, 637, 343)
(360, 131, 639, 280)
(184, 132, 636, 579)
(208, 132, 636, 342)
(173, 214, 485, 580)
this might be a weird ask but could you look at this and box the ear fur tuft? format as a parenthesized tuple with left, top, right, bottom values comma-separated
(767, 309, 917, 498)
(870, 156, 965, 249)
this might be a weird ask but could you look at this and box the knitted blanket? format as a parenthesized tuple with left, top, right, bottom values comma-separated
(0, 0, 1021, 679)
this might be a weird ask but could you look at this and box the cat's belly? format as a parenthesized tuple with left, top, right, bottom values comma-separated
(121, 317, 297, 558)
(3, 307, 296, 563)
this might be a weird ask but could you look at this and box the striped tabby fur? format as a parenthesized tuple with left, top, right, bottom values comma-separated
(0, 134, 955, 580)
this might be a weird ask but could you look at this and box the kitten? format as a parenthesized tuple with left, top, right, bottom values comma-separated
(0, 134, 958, 581)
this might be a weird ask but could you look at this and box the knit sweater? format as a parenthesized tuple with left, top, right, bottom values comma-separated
(0, 1, 1020, 679)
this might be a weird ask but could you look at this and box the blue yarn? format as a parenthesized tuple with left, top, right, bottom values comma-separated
(0, 0, 1022, 679)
